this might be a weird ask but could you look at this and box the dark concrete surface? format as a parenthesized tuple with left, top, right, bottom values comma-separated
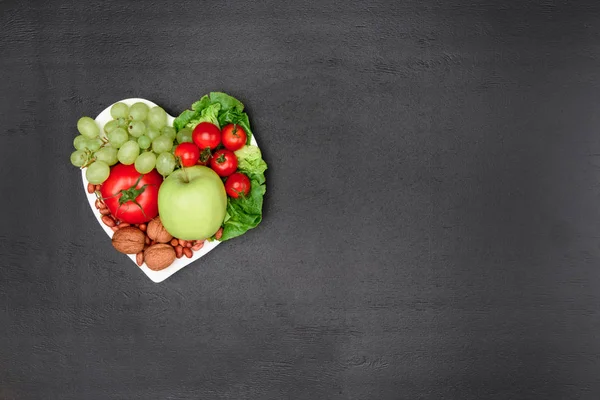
(2, 0, 600, 399)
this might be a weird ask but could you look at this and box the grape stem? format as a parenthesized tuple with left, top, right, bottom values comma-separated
(80, 149, 95, 169)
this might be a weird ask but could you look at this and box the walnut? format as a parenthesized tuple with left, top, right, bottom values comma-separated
(146, 217, 173, 243)
(112, 227, 146, 254)
(144, 244, 176, 271)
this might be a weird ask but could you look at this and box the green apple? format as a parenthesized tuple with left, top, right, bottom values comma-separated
(158, 166, 227, 240)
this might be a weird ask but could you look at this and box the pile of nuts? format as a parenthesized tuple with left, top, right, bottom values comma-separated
(88, 182, 222, 271)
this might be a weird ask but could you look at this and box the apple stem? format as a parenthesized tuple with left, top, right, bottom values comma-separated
(182, 165, 190, 183)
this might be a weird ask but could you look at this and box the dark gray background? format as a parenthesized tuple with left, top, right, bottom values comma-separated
(1, 0, 600, 399)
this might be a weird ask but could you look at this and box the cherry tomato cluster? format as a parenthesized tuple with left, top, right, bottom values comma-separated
(173, 122, 251, 198)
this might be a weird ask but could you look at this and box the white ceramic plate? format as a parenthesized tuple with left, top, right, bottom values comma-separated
(82, 98, 258, 283)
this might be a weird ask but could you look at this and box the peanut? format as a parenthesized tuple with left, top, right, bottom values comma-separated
(111, 226, 119, 232)
(175, 245, 183, 258)
(139, 223, 147, 232)
(136, 252, 144, 266)
(118, 223, 130, 229)
(192, 241, 204, 251)
(215, 227, 223, 240)
(183, 247, 192, 258)
(178, 239, 187, 247)
(94, 199, 105, 209)
(100, 208, 111, 216)
(95, 184, 102, 191)
(102, 215, 116, 227)
(87, 183, 95, 194)
(170, 238, 178, 247)
(145, 236, 151, 245)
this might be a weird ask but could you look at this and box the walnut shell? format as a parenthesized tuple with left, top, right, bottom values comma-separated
(146, 216, 173, 243)
(112, 226, 146, 254)
(144, 243, 176, 271)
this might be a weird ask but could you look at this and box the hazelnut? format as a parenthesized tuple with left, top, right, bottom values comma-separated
(146, 217, 173, 243)
(112, 226, 145, 254)
(144, 244, 176, 271)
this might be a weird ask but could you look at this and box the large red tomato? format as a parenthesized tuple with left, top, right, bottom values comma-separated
(100, 164, 163, 224)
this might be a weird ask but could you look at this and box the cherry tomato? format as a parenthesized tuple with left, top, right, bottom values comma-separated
(100, 164, 163, 224)
(192, 122, 221, 150)
(210, 149, 238, 177)
(221, 124, 247, 151)
(174, 142, 200, 167)
(225, 172, 251, 198)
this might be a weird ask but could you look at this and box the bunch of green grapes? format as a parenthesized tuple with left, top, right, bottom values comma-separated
(70, 101, 189, 184)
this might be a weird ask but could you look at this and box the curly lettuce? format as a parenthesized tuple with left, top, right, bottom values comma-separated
(174, 92, 252, 144)
(220, 145, 267, 241)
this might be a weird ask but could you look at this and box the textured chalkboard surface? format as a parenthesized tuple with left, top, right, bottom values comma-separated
(2, 0, 600, 399)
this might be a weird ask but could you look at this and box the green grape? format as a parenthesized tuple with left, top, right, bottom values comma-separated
(107, 128, 128, 148)
(147, 127, 161, 141)
(117, 117, 129, 128)
(128, 120, 146, 137)
(77, 116, 99, 139)
(70, 149, 87, 167)
(87, 137, 103, 152)
(103, 119, 119, 135)
(135, 151, 157, 174)
(129, 102, 149, 121)
(156, 152, 176, 176)
(147, 106, 167, 129)
(117, 140, 140, 165)
(110, 102, 129, 119)
(73, 135, 87, 150)
(86, 161, 110, 184)
(152, 135, 173, 154)
(176, 127, 193, 144)
(161, 126, 176, 140)
(94, 146, 118, 166)
(137, 135, 151, 150)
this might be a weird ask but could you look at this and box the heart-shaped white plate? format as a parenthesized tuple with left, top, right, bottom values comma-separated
(82, 98, 258, 283)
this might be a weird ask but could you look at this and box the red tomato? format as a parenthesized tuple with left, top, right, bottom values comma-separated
(174, 142, 200, 167)
(221, 124, 247, 151)
(100, 164, 163, 224)
(225, 172, 251, 198)
(192, 122, 221, 150)
(210, 149, 238, 177)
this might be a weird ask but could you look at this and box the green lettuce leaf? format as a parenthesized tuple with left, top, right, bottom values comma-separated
(173, 109, 197, 131)
(235, 145, 267, 184)
(191, 95, 211, 112)
(185, 103, 221, 130)
(221, 178, 266, 241)
(209, 92, 244, 113)
(220, 144, 268, 241)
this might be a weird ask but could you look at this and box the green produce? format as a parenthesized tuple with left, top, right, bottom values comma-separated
(158, 166, 227, 240)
